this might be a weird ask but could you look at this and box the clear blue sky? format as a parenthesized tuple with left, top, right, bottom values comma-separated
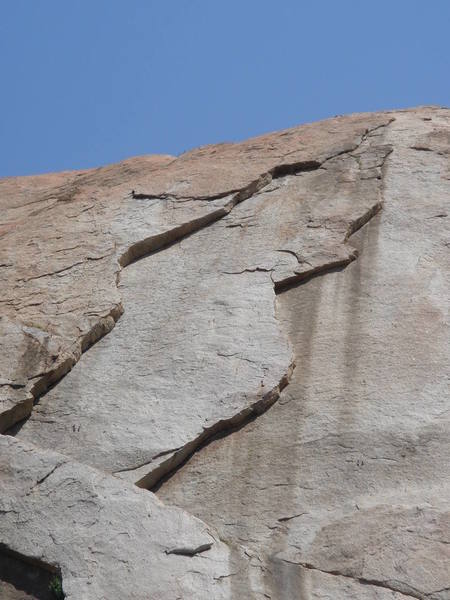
(1, 0, 449, 177)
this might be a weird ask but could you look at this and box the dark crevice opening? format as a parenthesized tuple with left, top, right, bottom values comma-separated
(0, 547, 64, 600)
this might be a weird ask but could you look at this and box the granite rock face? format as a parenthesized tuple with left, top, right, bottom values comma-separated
(157, 109, 450, 599)
(0, 111, 389, 432)
(1, 107, 449, 599)
(14, 123, 392, 487)
(0, 435, 238, 600)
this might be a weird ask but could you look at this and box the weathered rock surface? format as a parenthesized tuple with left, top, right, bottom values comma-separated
(13, 119, 393, 486)
(157, 109, 450, 599)
(0, 111, 390, 432)
(0, 435, 240, 600)
(1, 106, 449, 599)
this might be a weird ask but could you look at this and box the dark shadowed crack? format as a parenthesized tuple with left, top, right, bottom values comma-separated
(22, 301, 125, 408)
(165, 543, 212, 557)
(25, 461, 67, 496)
(426, 212, 447, 219)
(221, 267, 274, 275)
(410, 145, 447, 156)
(0, 381, 26, 390)
(277, 513, 308, 523)
(274, 200, 384, 292)
(34, 464, 62, 487)
(131, 189, 239, 202)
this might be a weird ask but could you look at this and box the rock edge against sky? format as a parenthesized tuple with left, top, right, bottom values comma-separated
(0, 106, 449, 599)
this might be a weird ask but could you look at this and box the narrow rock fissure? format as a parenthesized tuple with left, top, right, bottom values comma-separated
(33, 463, 64, 488)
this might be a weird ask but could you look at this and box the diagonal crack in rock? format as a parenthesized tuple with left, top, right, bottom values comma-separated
(140, 192, 385, 492)
(282, 559, 428, 600)
(1, 118, 393, 435)
(10, 118, 394, 505)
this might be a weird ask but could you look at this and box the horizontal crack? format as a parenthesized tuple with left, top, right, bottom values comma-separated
(277, 512, 308, 523)
(131, 189, 238, 202)
(409, 145, 446, 157)
(221, 267, 274, 275)
(271, 160, 321, 177)
(130, 161, 321, 203)
(165, 543, 212, 557)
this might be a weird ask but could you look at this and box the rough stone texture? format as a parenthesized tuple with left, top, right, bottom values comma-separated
(0, 435, 240, 600)
(1, 106, 449, 599)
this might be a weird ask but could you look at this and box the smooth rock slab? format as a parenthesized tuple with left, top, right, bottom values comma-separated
(2, 106, 449, 600)
(0, 112, 390, 431)
(157, 108, 450, 599)
(15, 129, 392, 486)
(0, 435, 240, 600)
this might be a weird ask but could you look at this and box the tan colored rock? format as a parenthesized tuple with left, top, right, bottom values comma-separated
(14, 118, 392, 488)
(1, 106, 449, 600)
(0, 112, 391, 431)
